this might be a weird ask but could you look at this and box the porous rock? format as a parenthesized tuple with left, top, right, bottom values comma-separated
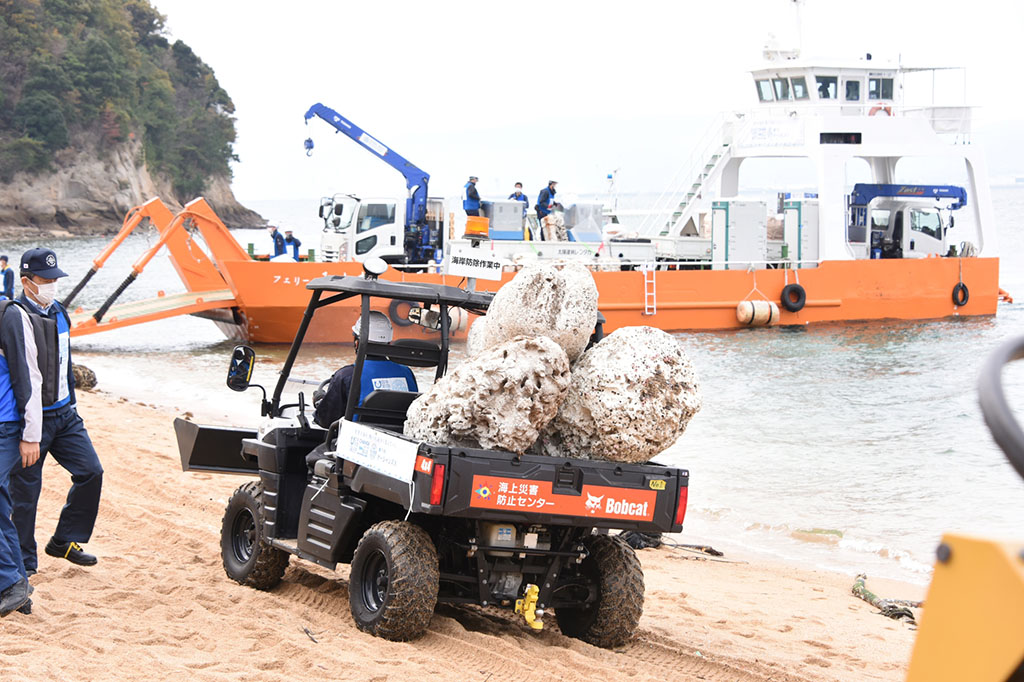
(404, 335, 570, 454)
(542, 326, 701, 463)
(476, 262, 597, 362)
(72, 363, 97, 390)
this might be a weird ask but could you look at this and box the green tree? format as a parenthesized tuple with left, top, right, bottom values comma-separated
(13, 92, 69, 150)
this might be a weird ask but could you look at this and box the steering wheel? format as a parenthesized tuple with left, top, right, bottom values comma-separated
(312, 377, 332, 410)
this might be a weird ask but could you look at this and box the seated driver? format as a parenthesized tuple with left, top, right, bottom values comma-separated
(313, 311, 418, 428)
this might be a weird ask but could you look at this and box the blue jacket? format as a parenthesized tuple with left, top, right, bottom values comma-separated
(0, 267, 13, 300)
(0, 302, 43, 442)
(284, 234, 302, 261)
(536, 186, 556, 218)
(18, 296, 74, 411)
(463, 182, 481, 212)
(270, 229, 286, 257)
(313, 359, 418, 427)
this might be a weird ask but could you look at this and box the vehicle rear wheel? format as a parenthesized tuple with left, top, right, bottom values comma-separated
(349, 520, 439, 641)
(220, 481, 289, 590)
(555, 534, 645, 648)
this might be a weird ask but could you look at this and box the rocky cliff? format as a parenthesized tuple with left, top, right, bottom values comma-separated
(0, 135, 262, 236)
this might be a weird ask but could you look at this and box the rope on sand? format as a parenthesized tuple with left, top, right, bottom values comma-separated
(852, 573, 922, 625)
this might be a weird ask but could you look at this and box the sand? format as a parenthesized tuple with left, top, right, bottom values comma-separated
(0, 391, 924, 681)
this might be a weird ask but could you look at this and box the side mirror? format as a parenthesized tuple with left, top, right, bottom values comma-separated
(227, 345, 256, 392)
(334, 203, 345, 216)
(318, 205, 325, 218)
(949, 215, 955, 228)
(332, 216, 341, 227)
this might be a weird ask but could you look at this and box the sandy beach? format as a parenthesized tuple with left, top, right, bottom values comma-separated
(0, 390, 924, 681)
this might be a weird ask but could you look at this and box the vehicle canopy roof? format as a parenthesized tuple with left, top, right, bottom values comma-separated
(307, 275, 494, 313)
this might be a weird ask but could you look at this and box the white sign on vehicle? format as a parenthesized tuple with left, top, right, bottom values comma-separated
(446, 245, 505, 281)
(334, 421, 420, 483)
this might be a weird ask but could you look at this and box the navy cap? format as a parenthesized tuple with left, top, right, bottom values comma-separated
(20, 248, 68, 279)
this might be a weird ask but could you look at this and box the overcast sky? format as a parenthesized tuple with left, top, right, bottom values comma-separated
(150, 0, 1023, 204)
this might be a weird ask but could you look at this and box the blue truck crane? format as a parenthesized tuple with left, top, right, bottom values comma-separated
(303, 103, 440, 264)
(847, 183, 968, 259)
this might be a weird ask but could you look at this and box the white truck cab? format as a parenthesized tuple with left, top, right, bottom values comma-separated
(319, 195, 406, 263)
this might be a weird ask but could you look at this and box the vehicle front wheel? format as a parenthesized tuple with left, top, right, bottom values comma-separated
(220, 481, 290, 590)
(555, 533, 645, 648)
(349, 520, 439, 641)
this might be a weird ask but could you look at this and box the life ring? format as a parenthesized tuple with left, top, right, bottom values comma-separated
(388, 299, 415, 327)
(780, 284, 807, 313)
(869, 105, 892, 117)
(952, 282, 969, 307)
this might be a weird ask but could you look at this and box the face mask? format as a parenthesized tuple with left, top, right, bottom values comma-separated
(29, 280, 57, 307)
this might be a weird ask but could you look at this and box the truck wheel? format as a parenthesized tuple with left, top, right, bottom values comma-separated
(349, 520, 439, 641)
(555, 534, 645, 648)
(220, 481, 290, 590)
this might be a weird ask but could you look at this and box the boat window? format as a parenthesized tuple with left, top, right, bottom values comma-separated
(772, 78, 791, 100)
(355, 235, 378, 255)
(791, 77, 809, 99)
(755, 79, 774, 101)
(816, 76, 837, 99)
(868, 77, 894, 100)
(870, 209, 890, 229)
(845, 79, 861, 101)
(356, 203, 396, 233)
(910, 208, 941, 239)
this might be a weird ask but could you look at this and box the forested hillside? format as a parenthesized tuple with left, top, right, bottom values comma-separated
(0, 0, 259, 230)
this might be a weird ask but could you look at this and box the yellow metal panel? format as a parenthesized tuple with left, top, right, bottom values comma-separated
(906, 534, 1024, 681)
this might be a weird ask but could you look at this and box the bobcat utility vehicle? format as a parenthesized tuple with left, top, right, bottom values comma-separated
(175, 259, 690, 646)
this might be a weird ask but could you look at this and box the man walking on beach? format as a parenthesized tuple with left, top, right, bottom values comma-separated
(0, 256, 14, 300)
(0, 293, 44, 616)
(11, 248, 103, 573)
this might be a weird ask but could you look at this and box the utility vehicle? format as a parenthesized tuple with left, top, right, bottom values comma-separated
(175, 260, 690, 646)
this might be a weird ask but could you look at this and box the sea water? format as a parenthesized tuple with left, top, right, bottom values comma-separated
(15, 187, 1023, 585)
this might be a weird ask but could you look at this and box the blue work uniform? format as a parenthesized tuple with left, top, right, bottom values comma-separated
(0, 304, 43, 592)
(313, 359, 418, 428)
(11, 297, 103, 574)
(0, 268, 13, 300)
(508, 191, 529, 217)
(271, 229, 286, 257)
(284, 235, 302, 261)
(535, 186, 557, 240)
(463, 182, 481, 217)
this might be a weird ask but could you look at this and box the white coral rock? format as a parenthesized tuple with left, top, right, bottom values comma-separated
(478, 262, 597, 362)
(544, 326, 702, 463)
(404, 335, 571, 454)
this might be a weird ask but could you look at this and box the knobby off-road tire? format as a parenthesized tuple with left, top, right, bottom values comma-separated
(349, 520, 439, 641)
(221, 481, 290, 590)
(556, 533, 645, 648)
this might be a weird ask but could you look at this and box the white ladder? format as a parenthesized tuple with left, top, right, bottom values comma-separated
(642, 264, 657, 315)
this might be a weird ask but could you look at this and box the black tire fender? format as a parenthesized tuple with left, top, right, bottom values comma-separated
(780, 283, 807, 313)
(952, 282, 969, 307)
(388, 299, 415, 327)
(349, 520, 439, 641)
(220, 481, 290, 590)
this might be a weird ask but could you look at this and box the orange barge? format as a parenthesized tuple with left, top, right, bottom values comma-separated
(65, 196, 1002, 343)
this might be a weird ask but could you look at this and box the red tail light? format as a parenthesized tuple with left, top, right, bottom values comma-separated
(674, 485, 689, 526)
(430, 464, 446, 506)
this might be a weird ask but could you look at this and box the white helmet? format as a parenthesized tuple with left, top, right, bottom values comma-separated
(352, 311, 393, 343)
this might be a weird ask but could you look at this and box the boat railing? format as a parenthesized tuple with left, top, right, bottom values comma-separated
(636, 112, 730, 237)
(746, 103, 973, 139)
(393, 258, 825, 274)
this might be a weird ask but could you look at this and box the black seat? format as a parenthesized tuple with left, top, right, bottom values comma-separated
(354, 390, 421, 430)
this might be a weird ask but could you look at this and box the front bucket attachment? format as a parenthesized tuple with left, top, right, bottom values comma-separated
(174, 417, 259, 475)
